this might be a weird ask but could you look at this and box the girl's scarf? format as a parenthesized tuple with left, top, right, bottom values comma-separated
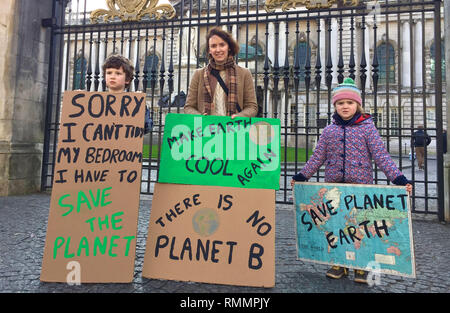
(203, 56, 238, 115)
(333, 112, 362, 126)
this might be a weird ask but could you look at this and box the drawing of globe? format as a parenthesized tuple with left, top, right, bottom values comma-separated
(249, 121, 275, 145)
(192, 208, 219, 237)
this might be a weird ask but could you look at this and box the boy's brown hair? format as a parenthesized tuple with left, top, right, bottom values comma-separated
(102, 54, 135, 88)
(206, 27, 240, 58)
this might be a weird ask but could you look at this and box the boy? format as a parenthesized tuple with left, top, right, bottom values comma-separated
(102, 54, 152, 134)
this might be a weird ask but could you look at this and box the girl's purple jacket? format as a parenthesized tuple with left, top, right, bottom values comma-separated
(299, 114, 405, 185)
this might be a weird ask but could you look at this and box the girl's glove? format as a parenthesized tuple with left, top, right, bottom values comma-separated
(393, 175, 412, 186)
(292, 172, 307, 182)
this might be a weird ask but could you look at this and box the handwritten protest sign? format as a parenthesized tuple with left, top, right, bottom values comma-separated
(40, 91, 146, 283)
(157, 113, 281, 190)
(142, 183, 275, 287)
(294, 182, 416, 278)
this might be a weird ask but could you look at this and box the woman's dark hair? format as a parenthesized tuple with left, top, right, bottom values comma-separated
(102, 54, 135, 87)
(206, 27, 240, 57)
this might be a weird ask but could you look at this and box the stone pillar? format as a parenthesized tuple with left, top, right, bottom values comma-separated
(330, 18, 338, 85)
(401, 20, 411, 88)
(364, 25, 371, 90)
(414, 20, 423, 88)
(320, 19, 326, 88)
(278, 21, 286, 67)
(89, 41, 96, 92)
(0, 0, 54, 195)
(61, 41, 68, 91)
(267, 22, 275, 65)
(130, 38, 138, 92)
(99, 39, 106, 91)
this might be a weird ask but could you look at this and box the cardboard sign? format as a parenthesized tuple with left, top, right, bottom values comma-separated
(40, 91, 146, 283)
(294, 182, 416, 278)
(142, 183, 275, 287)
(157, 113, 281, 190)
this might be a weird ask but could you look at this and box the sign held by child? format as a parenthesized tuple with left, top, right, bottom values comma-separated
(40, 90, 146, 283)
(293, 182, 416, 279)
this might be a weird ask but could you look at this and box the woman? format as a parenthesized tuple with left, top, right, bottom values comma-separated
(184, 27, 258, 118)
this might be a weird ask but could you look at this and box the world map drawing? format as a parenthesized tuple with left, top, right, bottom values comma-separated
(294, 182, 416, 278)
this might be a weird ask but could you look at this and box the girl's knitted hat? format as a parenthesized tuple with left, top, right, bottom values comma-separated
(332, 77, 362, 106)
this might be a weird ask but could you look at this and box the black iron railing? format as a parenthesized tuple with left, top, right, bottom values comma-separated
(41, 0, 446, 219)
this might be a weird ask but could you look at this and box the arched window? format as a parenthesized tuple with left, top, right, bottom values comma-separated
(389, 108, 400, 136)
(238, 43, 263, 61)
(293, 42, 311, 87)
(73, 57, 87, 90)
(430, 39, 445, 82)
(144, 54, 159, 89)
(376, 43, 395, 85)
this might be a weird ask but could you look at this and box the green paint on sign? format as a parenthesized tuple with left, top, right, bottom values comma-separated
(158, 114, 281, 190)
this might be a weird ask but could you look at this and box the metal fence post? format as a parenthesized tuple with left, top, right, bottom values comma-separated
(434, 0, 445, 222)
(443, 0, 450, 222)
(40, 0, 59, 191)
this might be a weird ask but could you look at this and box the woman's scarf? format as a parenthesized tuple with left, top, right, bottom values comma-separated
(203, 56, 238, 116)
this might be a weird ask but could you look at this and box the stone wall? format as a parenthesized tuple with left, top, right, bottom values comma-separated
(0, 0, 53, 195)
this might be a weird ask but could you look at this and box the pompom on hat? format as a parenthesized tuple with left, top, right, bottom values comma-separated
(332, 77, 362, 106)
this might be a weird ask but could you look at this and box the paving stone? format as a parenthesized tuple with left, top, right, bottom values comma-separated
(0, 193, 449, 293)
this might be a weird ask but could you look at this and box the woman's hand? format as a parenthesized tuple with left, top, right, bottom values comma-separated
(231, 114, 237, 119)
(290, 179, 295, 188)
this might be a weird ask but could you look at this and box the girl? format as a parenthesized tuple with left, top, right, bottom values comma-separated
(291, 77, 413, 284)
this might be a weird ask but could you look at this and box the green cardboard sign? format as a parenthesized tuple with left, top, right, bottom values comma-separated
(158, 113, 281, 190)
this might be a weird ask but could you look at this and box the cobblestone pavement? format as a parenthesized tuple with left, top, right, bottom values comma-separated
(1, 192, 449, 294)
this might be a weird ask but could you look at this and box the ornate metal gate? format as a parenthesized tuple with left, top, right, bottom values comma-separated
(41, 0, 446, 220)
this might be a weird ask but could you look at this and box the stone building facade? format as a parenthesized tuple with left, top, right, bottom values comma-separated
(63, 1, 447, 155)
